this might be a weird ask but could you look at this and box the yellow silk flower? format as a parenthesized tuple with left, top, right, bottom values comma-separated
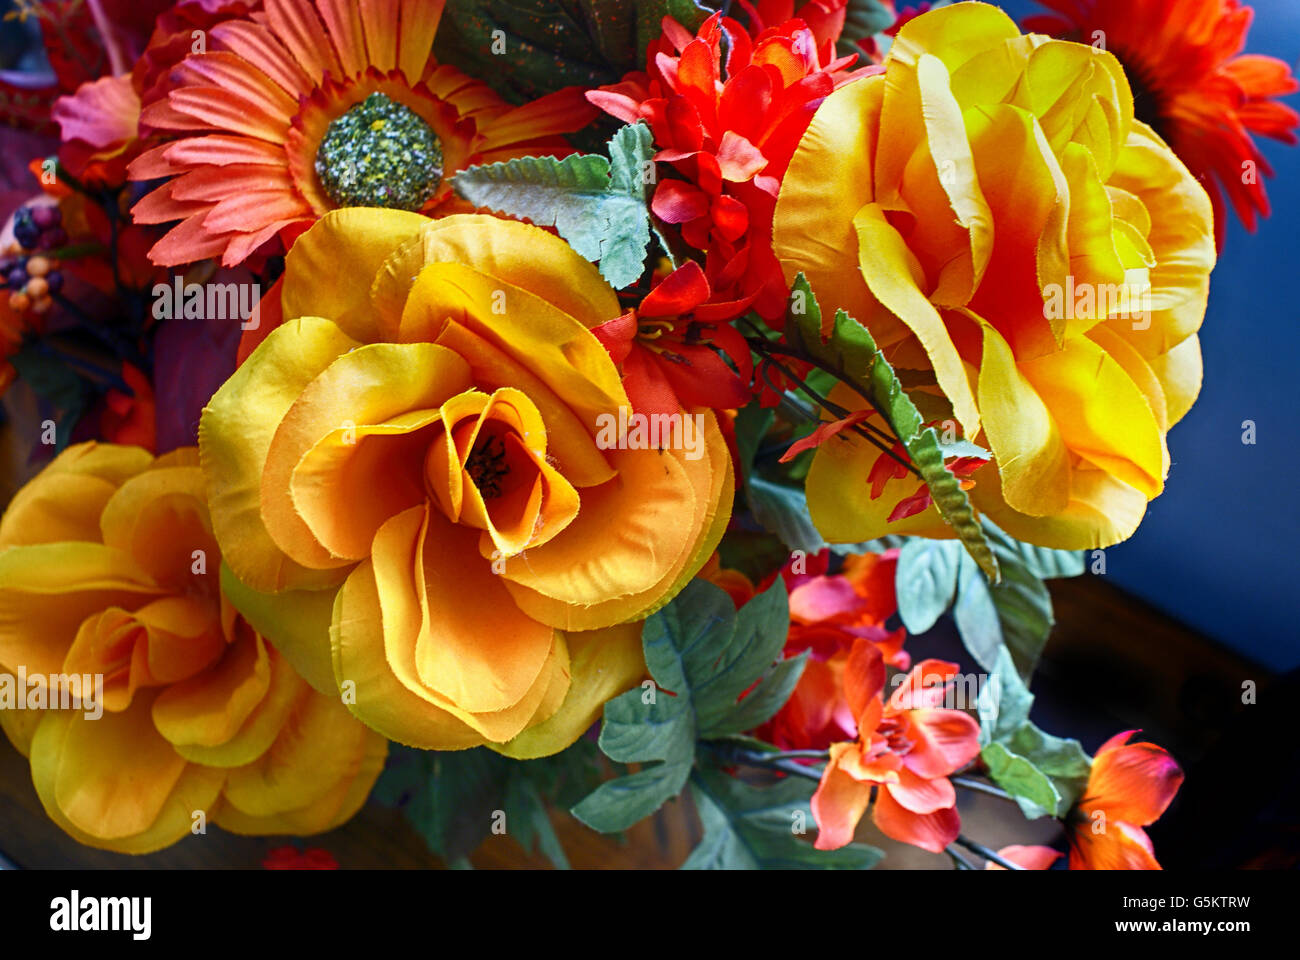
(200, 210, 733, 757)
(773, 2, 1215, 550)
(0, 443, 386, 853)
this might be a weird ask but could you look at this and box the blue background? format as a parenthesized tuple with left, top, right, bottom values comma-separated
(992, 0, 1300, 670)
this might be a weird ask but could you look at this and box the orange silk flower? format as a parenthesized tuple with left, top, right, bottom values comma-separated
(0, 442, 386, 853)
(812, 651, 980, 853)
(199, 210, 734, 758)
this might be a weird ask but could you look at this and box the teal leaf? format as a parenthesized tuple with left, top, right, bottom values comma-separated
(683, 767, 883, 870)
(895, 539, 962, 634)
(572, 579, 802, 832)
(452, 122, 653, 289)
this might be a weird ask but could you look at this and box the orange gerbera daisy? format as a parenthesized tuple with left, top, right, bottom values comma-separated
(127, 0, 594, 266)
(1025, 0, 1299, 246)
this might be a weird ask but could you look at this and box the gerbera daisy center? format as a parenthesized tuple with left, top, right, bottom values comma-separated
(314, 92, 443, 211)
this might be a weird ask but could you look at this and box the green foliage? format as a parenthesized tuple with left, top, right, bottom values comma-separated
(836, 0, 897, 57)
(976, 648, 1092, 819)
(435, 0, 712, 109)
(8, 344, 90, 450)
(571, 579, 802, 833)
(452, 123, 654, 289)
(784, 274, 1000, 581)
(374, 739, 607, 867)
(683, 767, 882, 869)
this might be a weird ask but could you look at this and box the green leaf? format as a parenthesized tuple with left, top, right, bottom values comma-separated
(372, 746, 510, 860)
(572, 579, 800, 832)
(836, 0, 897, 57)
(683, 767, 883, 869)
(976, 648, 1092, 819)
(503, 773, 569, 869)
(436, 0, 711, 113)
(452, 122, 653, 288)
(894, 539, 962, 634)
(748, 475, 830, 554)
(8, 344, 89, 450)
(784, 274, 999, 581)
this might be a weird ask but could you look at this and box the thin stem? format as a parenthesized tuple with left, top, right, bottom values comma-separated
(87, 0, 129, 75)
(704, 742, 825, 783)
(754, 749, 831, 762)
(946, 846, 978, 870)
(951, 776, 1016, 802)
(953, 834, 1024, 870)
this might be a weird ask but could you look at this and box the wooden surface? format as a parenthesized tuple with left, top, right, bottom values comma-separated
(0, 574, 1275, 869)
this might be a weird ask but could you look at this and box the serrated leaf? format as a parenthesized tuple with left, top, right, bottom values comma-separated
(452, 122, 653, 288)
(504, 773, 570, 869)
(572, 579, 800, 832)
(785, 275, 999, 581)
(981, 741, 1061, 820)
(683, 767, 882, 870)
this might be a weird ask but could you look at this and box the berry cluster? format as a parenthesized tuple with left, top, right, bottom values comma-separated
(3, 205, 67, 316)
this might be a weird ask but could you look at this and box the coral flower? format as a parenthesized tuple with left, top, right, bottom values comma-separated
(775, 2, 1216, 550)
(761, 551, 908, 750)
(0, 443, 386, 853)
(200, 210, 733, 757)
(1068, 730, 1183, 869)
(127, 0, 594, 266)
(811, 650, 980, 852)
(590, 260, 754, 416)
(589, 3, 873, 319)
(1025, 0, 1299, 246)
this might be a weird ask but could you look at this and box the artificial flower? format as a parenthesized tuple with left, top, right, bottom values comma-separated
(591, 260, 754, 416)
(1025, 0, 1299, 246)
(127, 0, 595, 266)
(774, 1, 1216, 550)
(590, 3, 873, 319)
(199, 209, 733, 757)
(987, 844, 1062, 869)
(1067, 730, 1183, 869)
(0, 442, 386, 853)
(812, 652, 980, 852)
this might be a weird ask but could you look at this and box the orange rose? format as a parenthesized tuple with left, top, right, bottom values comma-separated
(0, 443, 386, 853)
(200, 210, 734, 757)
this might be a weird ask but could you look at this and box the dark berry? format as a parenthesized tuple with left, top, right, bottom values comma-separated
(31, 206, 60, 229)
(13, 223, 39, 250)
(5, 267, 25, 289)
(45, 270, 63, 295)
(37, 226, 67, 250)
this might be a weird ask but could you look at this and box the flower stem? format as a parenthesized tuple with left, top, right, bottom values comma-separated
(951, 776, 1016, 802)
(953, 834, 1024, 870)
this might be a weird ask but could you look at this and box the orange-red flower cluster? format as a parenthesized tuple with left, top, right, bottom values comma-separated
(588, 2, 874, 320)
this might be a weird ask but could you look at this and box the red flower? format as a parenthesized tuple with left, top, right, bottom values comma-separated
(591, 260, 753, 416)
(1068, 730, 1183, 869)
(1025, 0, 1298, 247)
(758, 550, 908, 750)
(263, 845, 339, 870)
(811, 653, 980, 853)
(589, 3, 875, 320)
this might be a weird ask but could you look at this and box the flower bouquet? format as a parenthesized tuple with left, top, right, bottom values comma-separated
(0, 0, 1294, 875)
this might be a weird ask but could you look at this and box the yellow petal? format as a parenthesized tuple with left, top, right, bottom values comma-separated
(280, 206, 429, 342)
(261, 341, 470, 568)
(200, 316, 359, 593)
(218, 562, 339, 696)
(372, 214, 621, 334)
(1018, 335, 1166, 497)
(491, 620, 646, 760)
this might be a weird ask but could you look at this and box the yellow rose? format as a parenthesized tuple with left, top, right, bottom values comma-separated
(0, 443, 385, 853)
(773, 2, 1215, 549)
(200, 210, 733, 757)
